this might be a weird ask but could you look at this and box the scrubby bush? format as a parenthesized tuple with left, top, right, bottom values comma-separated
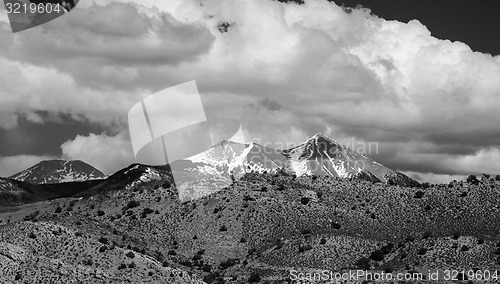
(356, 257, 371, 270)
(126, 200, 140, 209)
(126, 251, 135, 258)
(97, 210, 105, 216)
(417, 248, 428, 255)
(248, 272, 261, 283)
(98, 237, 108, 245)
(54, 207, 62, 213)
(369, 250, 385, 261)
(331, 222, 341, 229)
(99, 245, 107, 253)
(141, 207, 154, 218)
(414, 191, 425, 198)
(467, 175, 479, 185)
(219, 258, 239, 269)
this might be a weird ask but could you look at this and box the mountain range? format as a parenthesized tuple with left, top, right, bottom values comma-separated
(0, 134, 418, 206)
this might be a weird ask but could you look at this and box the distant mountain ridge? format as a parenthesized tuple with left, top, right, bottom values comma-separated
(0, 133, 418, 206)
(9, 159, 105, 184)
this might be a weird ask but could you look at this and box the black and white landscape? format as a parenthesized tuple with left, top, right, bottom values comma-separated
(1, 0, 500, 283)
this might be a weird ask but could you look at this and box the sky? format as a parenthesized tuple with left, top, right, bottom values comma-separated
(0, 0, 500, 184)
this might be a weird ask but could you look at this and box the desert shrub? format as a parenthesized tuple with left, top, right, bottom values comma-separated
(356, 257, 371, 270)
(168, 250, 177, 256)
(154, 250, 164, 262)
(28, 232, 36, 239)
(179, 260, 193, 267)
(23, 211, 39, 221)
(496, 175, 500, 181)
(97, 210, 105, 216)
(219, 224, 228, 231)
(118, 263, 127, 270)
(83, 259, 93, 266)
(98, 246, 107, 253)
(126, 251, 135, 258)
(466, 175, 479, 185)
(126, 200, 140, 209)
(54, 207, 62, 213)
(203, 272, 222, 284)
(414, 191, 425, 198)
(298, 244, 312, 253)
(75, 231, 83, 237)
(331, 222, 341, 229)
(369, 250, 385, 261)
(417, 248, 428, 255)
(461, 245, 470, 252)
(452, 232, 460, 240)
(219, 258, 239, 269)
(162, 181, 171, 188)
(478, 239, 484, 244)
(240, 237, 247, 243)
(128, 262, 136, 268)
(14, 272, 22, 280)
(301, 229, 311, 235)
(98, 237, 109, 245)
(319, 238, 327, 245)
(141, 207, 154, 218)
(248, 272, 261, 283)
(300, 197, 310, 205)
(380, 243, 394, 254)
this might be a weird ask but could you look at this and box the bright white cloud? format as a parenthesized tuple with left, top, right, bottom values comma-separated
(61, 132, 135, 175)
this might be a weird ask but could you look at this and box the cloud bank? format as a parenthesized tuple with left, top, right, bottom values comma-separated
(1, 0, 499, 181)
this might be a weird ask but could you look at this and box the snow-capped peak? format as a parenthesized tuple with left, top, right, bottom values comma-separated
(9, 159, 106, 184)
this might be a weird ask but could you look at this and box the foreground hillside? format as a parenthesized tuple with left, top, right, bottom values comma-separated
(1, 173, 500, 283)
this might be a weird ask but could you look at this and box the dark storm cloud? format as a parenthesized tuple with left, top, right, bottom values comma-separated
(0, 112, 107, 156)
(0, 3, 214, 67)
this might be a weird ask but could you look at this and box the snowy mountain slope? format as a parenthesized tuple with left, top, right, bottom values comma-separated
(169, 133, 418, 189)
(282, 133, 418, 186)
(9, 160, 105, 184)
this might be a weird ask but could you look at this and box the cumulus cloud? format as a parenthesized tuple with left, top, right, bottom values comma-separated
(61, 132, 135, 175)
(0, 155, 56, 177)
(1, 0, 500, 182)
